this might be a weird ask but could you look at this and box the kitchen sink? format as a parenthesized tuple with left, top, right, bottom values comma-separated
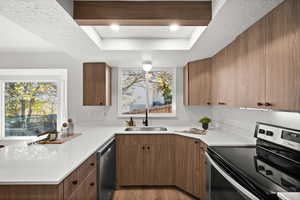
(124, 127, 168, 132)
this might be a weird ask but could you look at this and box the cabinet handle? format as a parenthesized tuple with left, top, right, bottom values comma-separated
(90, 182, 95, 186)
(147, 146, 150, 150)
(218, 102, 226, 105)
(99, 102, 103, 105)
(142, 146, 145, 150)
(257, 102, 264, 106)
(194, 141, 198, 144)
(72, 180, 78, 185)
(207, 102, 211, 105)
(265, 102, 272, 107)
(90, 163, 95, 166)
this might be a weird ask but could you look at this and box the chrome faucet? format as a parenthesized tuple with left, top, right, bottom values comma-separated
(142, 109, 149, 126)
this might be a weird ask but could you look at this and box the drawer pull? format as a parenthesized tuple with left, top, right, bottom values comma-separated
(72, 180, 78, 185)
(90, 182, 95, 186)
(90, 163, 95, 166)
(147, 146, 150, 150)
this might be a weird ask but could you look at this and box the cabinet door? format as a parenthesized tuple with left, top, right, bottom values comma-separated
(235, 18, 267, 108)
(143, 143, 174, 185)
(175, 136, 206, 199)
(77, 169, 97, 200)
(212, 48, 235, 106)
(186, 59, 212, 106)
(83, 63, 111, 106)
(116, 144, 144, 186)
(265, 0, 300, 111)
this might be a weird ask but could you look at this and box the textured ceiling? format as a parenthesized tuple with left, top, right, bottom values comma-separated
(0, 0, 285, 67)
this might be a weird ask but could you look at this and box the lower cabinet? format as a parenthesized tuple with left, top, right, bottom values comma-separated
(175, 135, 207, 199)
(116, 135, 174, 186)
(0, 154, 97, 200)
(116, 134, 207, 200)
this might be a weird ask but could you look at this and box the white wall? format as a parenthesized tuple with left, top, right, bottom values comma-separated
(211, 107, 300, 137)
(0, 51, 212, 127)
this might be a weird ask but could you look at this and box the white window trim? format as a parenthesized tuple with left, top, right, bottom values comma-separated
(0, 69, 68, 140)
(118, 67, 177, 118)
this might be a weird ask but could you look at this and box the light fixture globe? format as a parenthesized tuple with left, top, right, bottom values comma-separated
(142, 62, 152, 72)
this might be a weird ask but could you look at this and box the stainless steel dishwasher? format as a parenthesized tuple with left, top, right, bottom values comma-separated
(98, 138, 116, 200)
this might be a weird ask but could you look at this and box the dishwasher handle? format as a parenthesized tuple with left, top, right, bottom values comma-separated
(205, 152, 260, 200)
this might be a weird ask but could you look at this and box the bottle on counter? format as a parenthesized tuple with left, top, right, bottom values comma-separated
(61, 122, 68, 138)
(67, 118, 74, 136)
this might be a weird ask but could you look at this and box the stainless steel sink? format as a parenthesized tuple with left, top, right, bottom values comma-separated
(124, 127, 168, 131)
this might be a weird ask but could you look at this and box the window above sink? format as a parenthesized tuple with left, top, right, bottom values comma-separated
(118, 68, 176, 118)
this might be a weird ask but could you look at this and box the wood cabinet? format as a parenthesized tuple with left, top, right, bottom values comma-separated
(116, 135, 174, 186)
(211, 47, 236, 106)
(116, 134, 207, 199)
(265, 0, 300, 111)
(0, 154, 97, 200)
(211, 0, 300, 111)
(175, 136, 207, 199)
(234, 18, 267, 108)
(83, 62, 111, 106)
(184, 58, 212, 106)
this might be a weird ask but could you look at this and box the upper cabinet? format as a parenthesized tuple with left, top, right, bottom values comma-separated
(265, 0, 300, 111)
(186, 0, 300, 112)
(83, 63, 112, 106)
(184, 58, 212, 106)
(234, 18, 267, 109)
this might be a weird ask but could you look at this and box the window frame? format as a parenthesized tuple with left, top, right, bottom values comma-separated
(118, 67, 177, 118)
(0, 69, 67, 140)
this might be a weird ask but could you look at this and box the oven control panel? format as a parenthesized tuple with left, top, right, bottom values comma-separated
(255, 158, 300, 192)
(255, 123, 300, 152)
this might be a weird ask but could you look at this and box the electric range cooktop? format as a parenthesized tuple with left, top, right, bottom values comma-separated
(208, 122, 300, 199)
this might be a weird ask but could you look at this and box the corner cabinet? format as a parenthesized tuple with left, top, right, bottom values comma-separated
(175, 136, 207, 199)
(184, 58, 212, 106)
(83, 62, 112, 106)
(116, 134, 207, 200)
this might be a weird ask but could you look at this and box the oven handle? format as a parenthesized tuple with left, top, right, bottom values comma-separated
(205, 152, 259, 200)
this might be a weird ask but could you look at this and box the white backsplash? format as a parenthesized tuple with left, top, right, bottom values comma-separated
(211, 106, 300, 137)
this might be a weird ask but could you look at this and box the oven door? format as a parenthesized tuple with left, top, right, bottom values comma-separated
(205, 152, 260, 200)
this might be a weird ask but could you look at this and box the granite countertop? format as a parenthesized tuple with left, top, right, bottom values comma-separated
(0, 125, 256, 185)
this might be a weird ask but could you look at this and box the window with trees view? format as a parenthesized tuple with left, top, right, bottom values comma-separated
(119, 68, 176, 117)
(0, 69, 67, 138)
(4, 82, 58, 137)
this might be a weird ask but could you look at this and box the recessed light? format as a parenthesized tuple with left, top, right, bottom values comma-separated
(110, 23, 120, 31)
(169, 24, 179, 31)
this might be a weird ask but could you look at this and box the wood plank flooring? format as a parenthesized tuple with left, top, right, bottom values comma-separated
(113, 188, 196, 200)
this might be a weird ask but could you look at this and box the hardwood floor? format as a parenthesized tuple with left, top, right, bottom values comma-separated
(113, 188, 196, 200)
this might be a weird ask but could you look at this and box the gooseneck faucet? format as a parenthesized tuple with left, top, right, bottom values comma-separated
(142, 109, 149, 126)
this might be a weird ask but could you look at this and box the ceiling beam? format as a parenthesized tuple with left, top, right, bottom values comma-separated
(73, 1, 212, 26)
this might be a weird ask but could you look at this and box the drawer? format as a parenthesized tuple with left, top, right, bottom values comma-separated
(64, 170, 80, 199)
(77, 169, 97, 200)
(116, 134, 174, 145)
(78, 154, 97, 182)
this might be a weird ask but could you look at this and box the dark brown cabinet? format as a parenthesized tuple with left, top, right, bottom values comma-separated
(83, 62, 111, 106)
(184, 58, 212, 106)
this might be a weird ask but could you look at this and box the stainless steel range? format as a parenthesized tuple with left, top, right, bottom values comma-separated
(206, 122, 300, 200)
